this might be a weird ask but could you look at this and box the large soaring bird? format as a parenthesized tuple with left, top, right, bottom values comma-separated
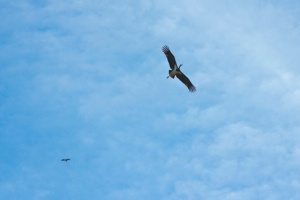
(162, 45, 196, 92)
(61, 158, 71, 162)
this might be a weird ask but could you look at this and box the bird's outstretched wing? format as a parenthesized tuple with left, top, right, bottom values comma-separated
(162, 45, 177, 70)
(176, 72, 196, 92)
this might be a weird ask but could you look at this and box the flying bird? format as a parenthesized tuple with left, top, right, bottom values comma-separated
(61, 158, 71, 162)
(162, 45, 196, 92)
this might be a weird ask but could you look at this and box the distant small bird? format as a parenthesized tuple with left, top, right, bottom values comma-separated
(162, 45, 196, 92)
(61, 158, 71, 162)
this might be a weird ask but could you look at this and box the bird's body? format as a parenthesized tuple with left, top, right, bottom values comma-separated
(162, 45, 196, 92)
(61, 158, 71, 162)
(168, 64, 183, 79)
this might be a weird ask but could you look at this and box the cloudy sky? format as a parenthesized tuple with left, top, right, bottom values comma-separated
(1, 0, 300, 199)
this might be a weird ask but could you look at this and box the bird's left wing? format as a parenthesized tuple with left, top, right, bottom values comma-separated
(176, 72, 196, 92)
(162, 45, 177, 70)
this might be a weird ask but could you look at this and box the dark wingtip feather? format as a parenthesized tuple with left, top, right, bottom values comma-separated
(162, 45, 170, 53)
(189, 85, 196, 92)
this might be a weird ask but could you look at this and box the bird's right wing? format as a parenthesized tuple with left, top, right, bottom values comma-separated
(176, 72, 196, 92)
(162, 45, 177, 70)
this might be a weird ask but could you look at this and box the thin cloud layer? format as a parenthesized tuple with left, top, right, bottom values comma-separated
(1, 0, 300, 199)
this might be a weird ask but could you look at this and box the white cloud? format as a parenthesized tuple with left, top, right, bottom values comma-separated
(156, 123, 300, 199)
(2, 0, 300, 199)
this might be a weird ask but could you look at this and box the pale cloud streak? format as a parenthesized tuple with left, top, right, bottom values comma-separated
(1, 0, 300, 199)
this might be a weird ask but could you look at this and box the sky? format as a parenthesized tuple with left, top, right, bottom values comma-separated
(1, 0, 300, 199)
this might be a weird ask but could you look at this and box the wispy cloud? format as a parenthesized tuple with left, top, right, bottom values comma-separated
(1, 0, 300, 199)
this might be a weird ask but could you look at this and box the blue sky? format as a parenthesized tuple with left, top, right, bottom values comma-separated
(1, 0, 300, 199)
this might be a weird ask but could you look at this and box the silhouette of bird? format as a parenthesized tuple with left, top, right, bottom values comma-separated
(162, 45, 196, 92)
(61, 158, 71, 162)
